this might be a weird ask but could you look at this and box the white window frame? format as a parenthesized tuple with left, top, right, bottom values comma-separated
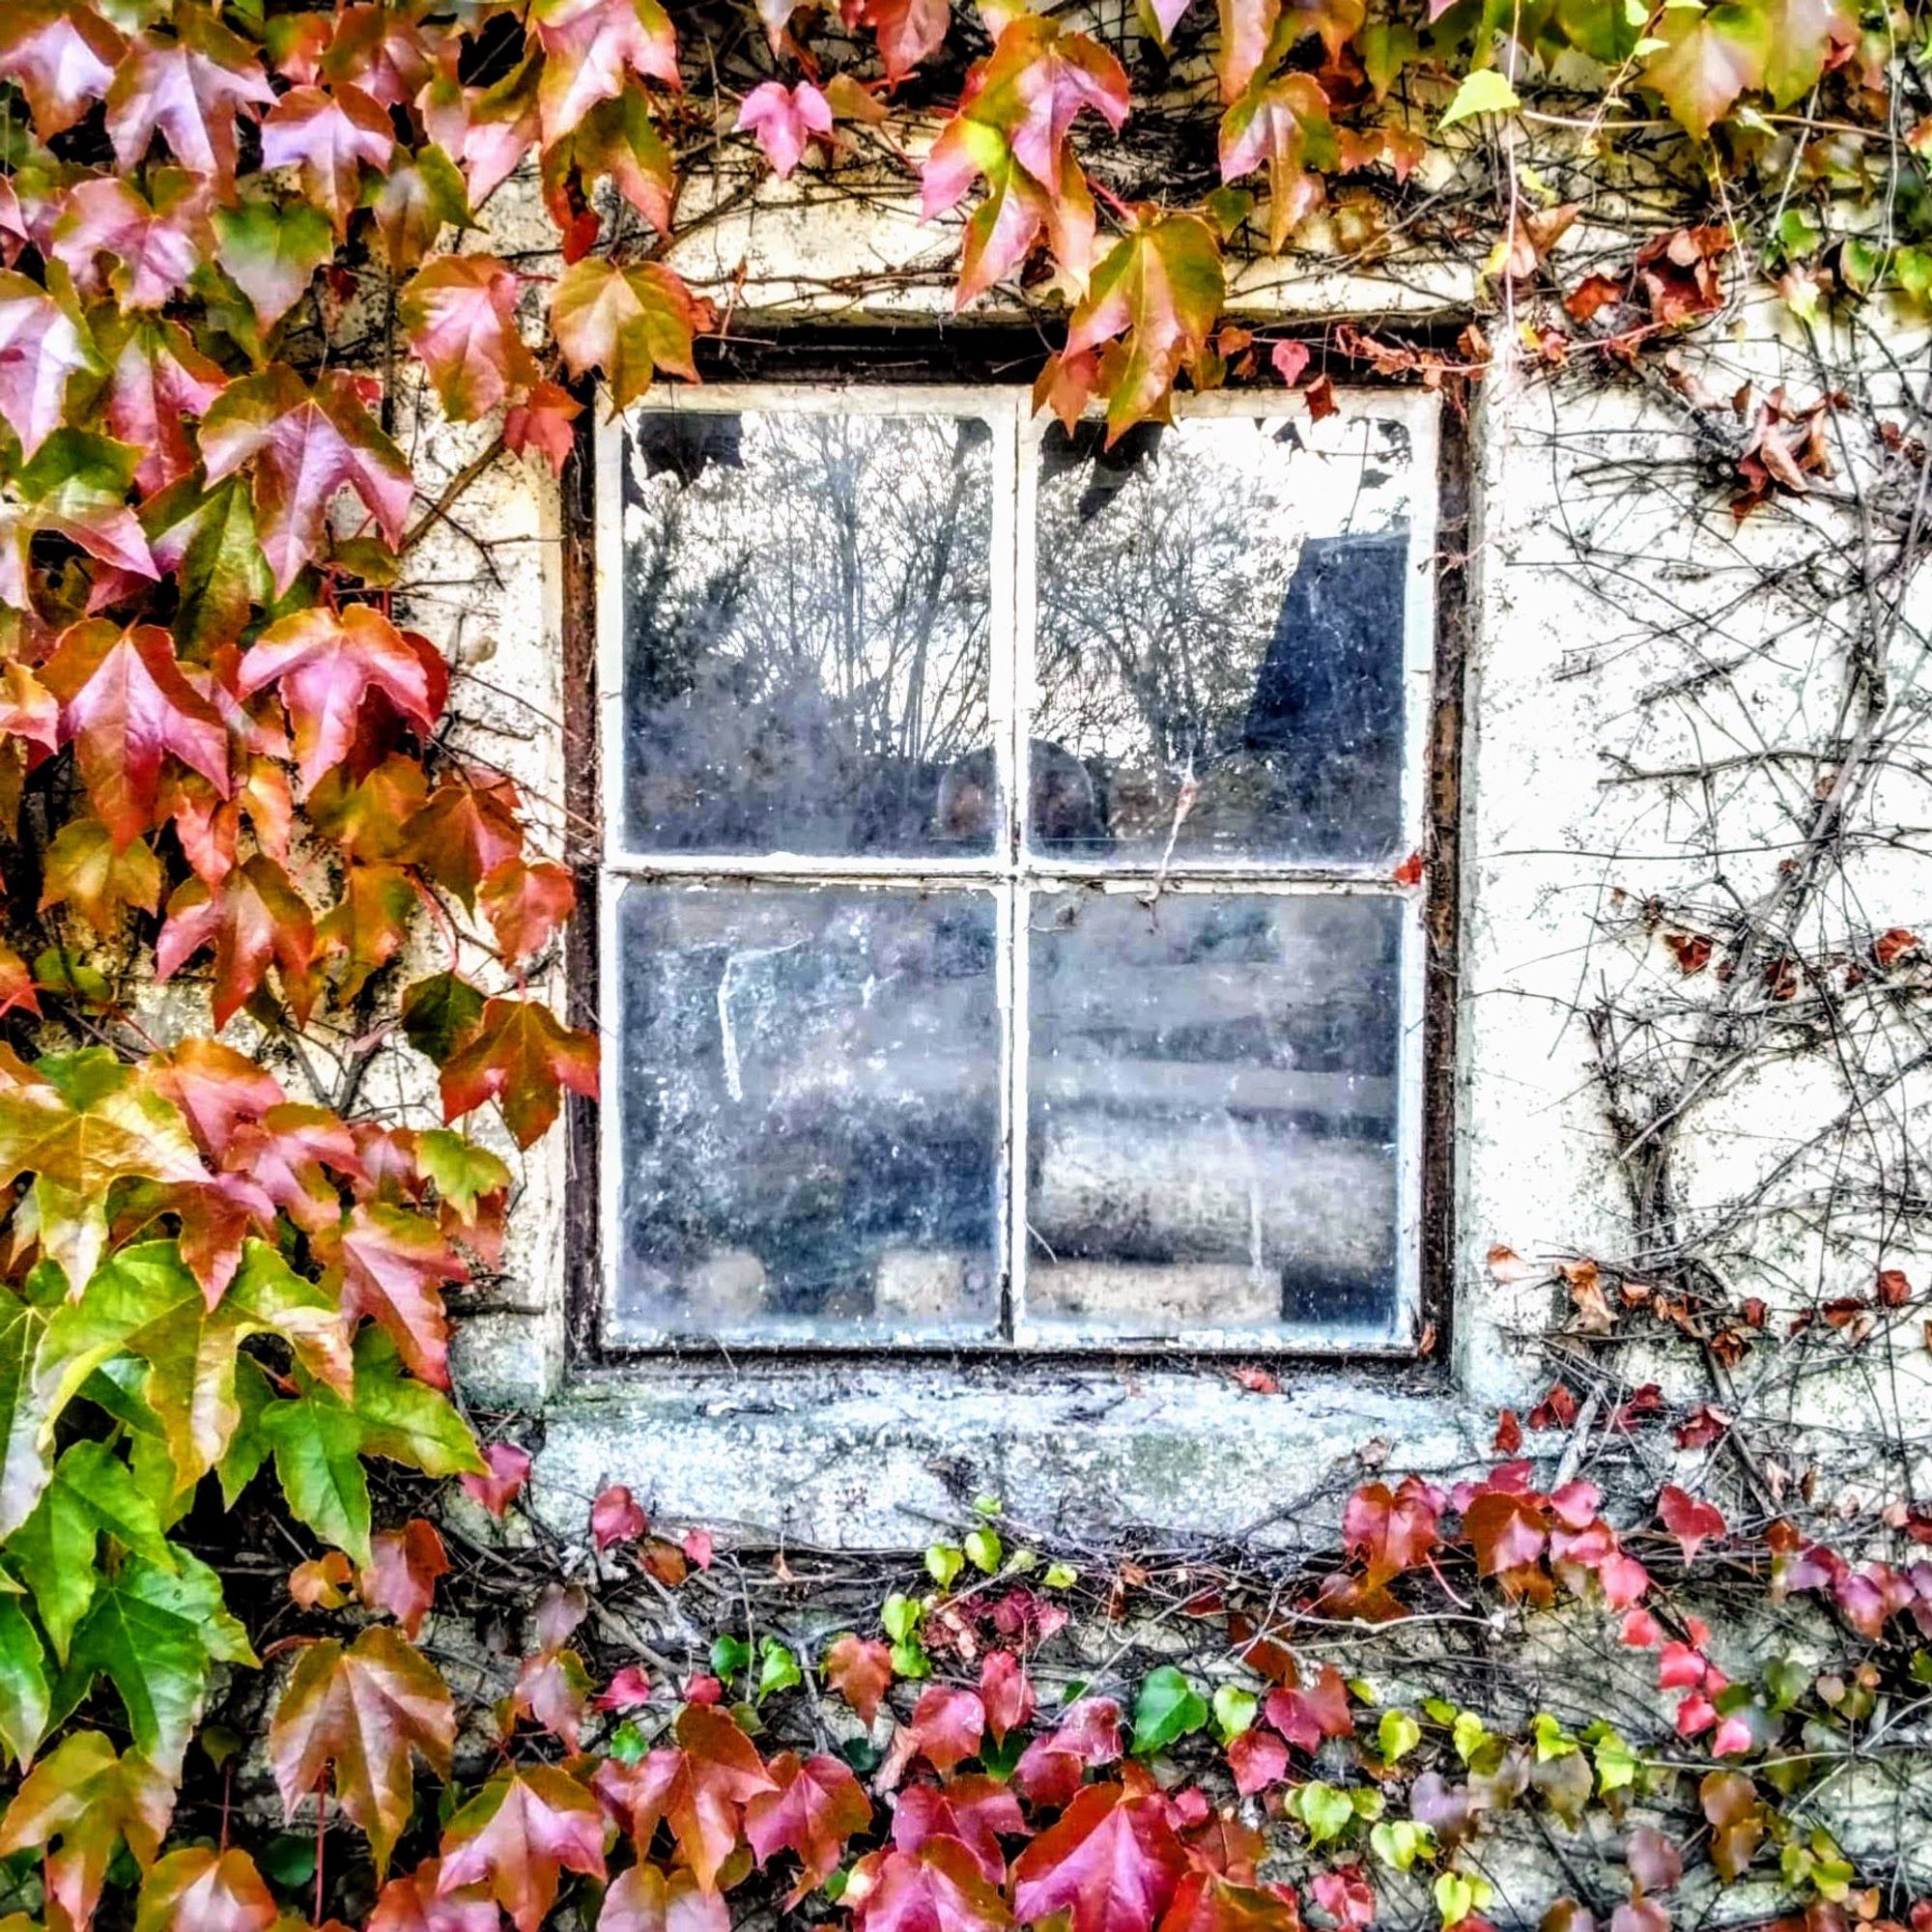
(592, 383, 1440, 1356)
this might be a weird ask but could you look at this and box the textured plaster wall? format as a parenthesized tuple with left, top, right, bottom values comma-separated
(390, 179, 1932, 1548)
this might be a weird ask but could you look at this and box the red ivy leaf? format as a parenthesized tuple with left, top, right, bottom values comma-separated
(1011, 1776, 1188, 1932)
(592, 1484, 649, 1551)
(359, 1520, 452, 1639)
(0, 0, 128, 139)
(400, 255, 540, 420)
(104, 15, 277, 193)
(823, 1634, 894, 1726)
(437, 1766, 608, 1932)
(439, 996, 600, 1149)
(908, 1686, 986, 1776)
(600, 1862, 732, 1932)
(892, 1776, 1024, 1886)
(461, 1441, 532, 1517)
(596, 1702, 778, 1890)
(745, 1751, 873, 1901)
(847, 1838, 1013, 1932)
(1657, 1486, 1726, 1565)
(41, 618, 228, 851)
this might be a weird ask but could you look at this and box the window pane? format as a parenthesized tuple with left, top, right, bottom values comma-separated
(1032, 413, 1419, 867)
(1024, 890, 1405, 1341)
(619, 410, 999, 858)
(610, 884, 1002, 1343)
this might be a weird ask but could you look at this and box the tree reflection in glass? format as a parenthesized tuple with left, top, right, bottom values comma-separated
(620, 410, 997, 858)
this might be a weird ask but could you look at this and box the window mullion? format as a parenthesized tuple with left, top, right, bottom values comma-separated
(1006, 400, 1037, 1344)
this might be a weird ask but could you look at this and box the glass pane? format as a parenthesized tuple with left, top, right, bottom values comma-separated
(1032, 412, 1420, 867)
(1024, 890, 1405, 1341)
(610, 884, 1002, 1343)
(619, 410, 999, 858)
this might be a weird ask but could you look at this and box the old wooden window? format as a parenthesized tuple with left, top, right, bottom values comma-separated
(594, 384, 1440, 1352)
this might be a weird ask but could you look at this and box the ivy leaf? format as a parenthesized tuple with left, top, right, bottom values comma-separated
(1063, 213, 1224, 444)
(261, 1385, 372, 1561)
(909, 1684, 986, 1774)
(598, 1701, 778, 1889)
(1010, 1776, 1188, 1932)
(847, 1838, 1013, 1932)
(6, 1439, 177, 1662)
(845, 0, 951, 80)
(132, 1845, 276, 1932)
(822, 1634, 894, 1726)
(481, 859, 578, 966)
(1218, 72, 1333, 251)
(745, 1751, 872, 1900)
(59, 1550, 256, 1778)
(0, 1599, 47, 1766)
(1437, 68, 1521, 129)
(1158, 1873, 1304, 1932)
(318, 863, 421, 1003)
(345, 1325, 487, 1478)
(374, 146, 477, 274)
(0, 430, 158, 615)
(95, 316, 228, 497)
(210, 195, 336, 331)
(551, 257, 709, 409)
(530, 0, 681, 147)
(738, 81, 835, 181)
(1759, 0, 1853, 106)
(0, 1055, 207, 1304)
(1640, 1, 1771, 140)
(403, 775, 525, 906)
(104, 16, 278, 195)
(439, 995, 600, 1149)
(156, 855, 316, 1030)
(327, 1201, 469, 1389)
(402, 973, 488, 1065)
(437, 1764, 609, 1932)
(1131, 1666, 1210, 1756)
(145, 473, 271, 653)
(270, 1627, 457, 1875)
(360, 1519, 452, 1638)
(543, 87, 675, 242)
(260, 83, 397, 234)
(601, 1862, 732, 1932)
(0, 0, 128, 139)
(0, 1730, 173, 1931)
(892, 1776, 1025, 1886)
(0, 269, 97, 464)
(49, 173, 213, 312)
(401, 255, 540, 420)
(461, 1440, 531, 1516)
(239, 604, 441, 796)
(1658, 1485, 1726, 1563)
(199, 365, 414, 596)
(41, 618, 229, 851)
(369, 1858, 503, 1932)
(505, 381, 584, 477)
(41, 819, 163, 936)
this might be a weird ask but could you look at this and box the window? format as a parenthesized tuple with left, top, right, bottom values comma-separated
(594, 384, 1440, 1353)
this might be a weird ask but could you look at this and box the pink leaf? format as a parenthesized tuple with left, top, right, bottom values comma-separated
(462, 1442, 532, 1517)
(1657, 1486, 1726, 1565)
(737, 79, 834, 180)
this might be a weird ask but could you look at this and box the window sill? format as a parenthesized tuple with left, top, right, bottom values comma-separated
(530, 1358, 1493, 1549)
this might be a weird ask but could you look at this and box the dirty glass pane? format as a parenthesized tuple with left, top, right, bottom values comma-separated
(1024, 890, 1404, 1341)
(1032, 413, 1418, 867)
(609, 884, 1002, 1342)
(620, 410, 999, 858)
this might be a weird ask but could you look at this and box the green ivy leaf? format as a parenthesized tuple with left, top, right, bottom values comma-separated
(1131, 1664, 1209, 1756)
(6, 1440, 176, 1662)
(1212, 1685, 1258, 1743)
(54, 1551, 253, 1778)
(0, 1597, 47, 1766)
(1295, 1780, 1355, 1846)
(400, 973, 487, 1065)
(261, 1391, 370, 1565)
(1439, 68, 1521, 129)
(1370, 1819, 1433, 1871)
(924, 1544, 964, 1589)
(1378, 1708, 1421, 1763)
(963, 1528, 1002, 1576)
(757, 1638, 802, 1699)
(710, 1634, 752, 1679)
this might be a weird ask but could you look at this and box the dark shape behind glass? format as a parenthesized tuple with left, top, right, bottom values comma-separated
(621, 412, 998, 858)
(1034, 418, 1412, 867)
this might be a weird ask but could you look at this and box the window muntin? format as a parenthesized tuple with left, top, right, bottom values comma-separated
(596, 385, 1438, 1352)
